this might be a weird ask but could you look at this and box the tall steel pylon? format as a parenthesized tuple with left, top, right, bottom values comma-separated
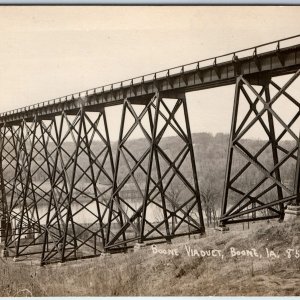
(0, 127, 10, 244)
(105, 92, 205, 251)
(1, 118, 54, 258)
(40, 107, 115, 264)
(220, 70, 300, 225)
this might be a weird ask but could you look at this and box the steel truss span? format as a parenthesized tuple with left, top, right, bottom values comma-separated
(0, 35, 300, 265)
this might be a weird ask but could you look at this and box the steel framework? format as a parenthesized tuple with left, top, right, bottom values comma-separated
(0, 109, 115, 263)
(105, 92, 205, 251)
(220, 70, 300, 225)
(1, 35, 300, 264)
(40, 107, 116, 264)
(0, 93, 205, 264)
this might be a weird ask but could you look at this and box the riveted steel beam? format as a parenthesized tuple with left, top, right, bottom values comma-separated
(1, 42, 300, 125)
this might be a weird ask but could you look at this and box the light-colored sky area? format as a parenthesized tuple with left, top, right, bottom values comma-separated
(0, 6, 299, 141)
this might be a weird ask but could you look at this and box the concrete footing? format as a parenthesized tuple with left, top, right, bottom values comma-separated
(100, 252, 112, 258)
(285, 205, 300, 221)
(133, 243, 146, 252)
(215, 226, 229, 232)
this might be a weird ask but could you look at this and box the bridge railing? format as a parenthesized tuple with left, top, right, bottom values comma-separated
(1, 34, 300, 117)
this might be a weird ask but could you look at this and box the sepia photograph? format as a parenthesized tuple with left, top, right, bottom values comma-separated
(0, 4, 299, 297)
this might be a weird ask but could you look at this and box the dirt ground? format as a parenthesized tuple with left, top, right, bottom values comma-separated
(1, 219, 300, 296)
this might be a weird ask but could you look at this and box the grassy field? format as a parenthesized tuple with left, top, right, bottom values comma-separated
(1, 219, 300, 296)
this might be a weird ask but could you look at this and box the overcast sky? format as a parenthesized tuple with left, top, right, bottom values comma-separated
(0, 6, 299, 141)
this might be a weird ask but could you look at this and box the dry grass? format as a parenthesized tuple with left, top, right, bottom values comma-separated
(1, 219, 300, 296)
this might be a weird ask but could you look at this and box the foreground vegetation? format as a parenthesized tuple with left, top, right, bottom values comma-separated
(1, 219, 300, 296)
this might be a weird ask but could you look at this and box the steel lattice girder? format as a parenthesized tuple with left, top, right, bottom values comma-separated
(105, 92, 205, 251)
(220, 70, 300, 225)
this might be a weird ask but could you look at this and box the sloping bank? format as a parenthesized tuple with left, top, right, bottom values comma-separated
(1, 219, 300, 296)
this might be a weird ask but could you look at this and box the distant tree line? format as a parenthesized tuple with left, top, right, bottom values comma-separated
(2, 132, 296, 227)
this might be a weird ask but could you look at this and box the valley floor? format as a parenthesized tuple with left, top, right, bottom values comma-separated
(1, 219, 300, 296)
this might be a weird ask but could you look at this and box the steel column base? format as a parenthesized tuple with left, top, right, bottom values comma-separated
(133, 243, 146, 252)
(285, 205, 300, 220)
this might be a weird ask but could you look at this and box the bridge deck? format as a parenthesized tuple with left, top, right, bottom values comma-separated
(1, 39, 300, 125)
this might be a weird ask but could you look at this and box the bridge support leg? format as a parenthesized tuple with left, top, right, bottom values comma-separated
(0, 142, 7, 244)
(220, 70, 300, 226)
(2, 118, 43, 259)
(294, 132, 300, 205)
(105, 92, 205, 251)
(0, 124, 12, 251)
(41, 107, 115, 265)
(285, 132, 300, 220)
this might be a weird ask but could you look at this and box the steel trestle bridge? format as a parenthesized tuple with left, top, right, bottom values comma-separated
(0, 35, 299, 265)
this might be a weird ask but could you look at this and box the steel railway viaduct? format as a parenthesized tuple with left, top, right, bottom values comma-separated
(0, 35, 299, 265)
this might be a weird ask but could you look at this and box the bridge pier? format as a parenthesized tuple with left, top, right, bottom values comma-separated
(220, 70, 300, 226)
(41, 106, 115, 265)
(105, 92, 205, 252)
(37, 113, 114, 263)
(0, 127, 12, 256)
(285, 132, 300, 221)
(294, 131, 300, 205)
(1, 119, 50, 259)
(0, 127, 9, 245)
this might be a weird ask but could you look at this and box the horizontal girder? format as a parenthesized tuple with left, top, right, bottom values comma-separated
(1, 40, 300, 125)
